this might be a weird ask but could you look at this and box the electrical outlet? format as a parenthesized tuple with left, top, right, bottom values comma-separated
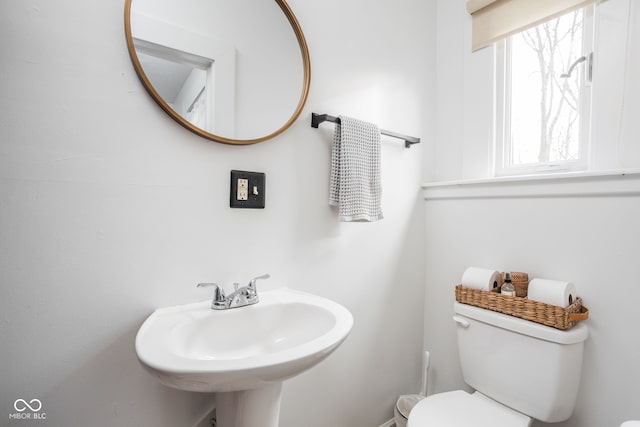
(237, 179, 248, 201)
(230, 170, 265, 209)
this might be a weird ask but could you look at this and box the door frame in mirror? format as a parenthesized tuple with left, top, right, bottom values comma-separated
(124, 0, 311, 145)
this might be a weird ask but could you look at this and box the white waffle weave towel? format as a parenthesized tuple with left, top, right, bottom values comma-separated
(329, 115, 383, 222)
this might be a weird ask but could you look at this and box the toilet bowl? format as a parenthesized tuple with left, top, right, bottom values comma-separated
(408, 302, 588, 426)
(621, 422, 640, 427)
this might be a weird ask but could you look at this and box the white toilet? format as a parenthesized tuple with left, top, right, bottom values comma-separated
(408, 302, 589, 426)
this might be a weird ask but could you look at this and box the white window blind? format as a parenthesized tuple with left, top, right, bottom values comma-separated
(467, 0, 598, 51)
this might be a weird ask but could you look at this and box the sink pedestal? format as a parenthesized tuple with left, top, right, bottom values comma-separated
(216, 383, 283, 427)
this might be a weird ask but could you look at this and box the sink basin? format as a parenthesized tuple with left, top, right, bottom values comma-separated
(136, 288, 353, 393)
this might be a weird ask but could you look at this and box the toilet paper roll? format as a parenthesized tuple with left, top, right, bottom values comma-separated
(527, 278, 576, 308)
(461, 267, 501, 291)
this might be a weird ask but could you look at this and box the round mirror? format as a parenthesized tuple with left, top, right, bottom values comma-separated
(124, 0, 311, 145)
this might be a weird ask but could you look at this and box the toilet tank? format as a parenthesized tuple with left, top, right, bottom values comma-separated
(454, 302, 588, 423)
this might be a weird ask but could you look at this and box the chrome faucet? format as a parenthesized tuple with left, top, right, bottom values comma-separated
(197, 274, 270, 310)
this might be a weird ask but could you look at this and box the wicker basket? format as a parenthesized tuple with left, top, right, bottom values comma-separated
(455, 285, 589, 330)
(499, 271, 529, 297)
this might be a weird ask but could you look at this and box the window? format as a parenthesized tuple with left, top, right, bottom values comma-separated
(495, 7, 594, 175)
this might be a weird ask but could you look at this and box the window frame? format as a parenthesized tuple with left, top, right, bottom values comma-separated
(494, 5, 595, 177)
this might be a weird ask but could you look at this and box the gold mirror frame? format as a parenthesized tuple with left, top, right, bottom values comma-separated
(124, 0, 311, 145)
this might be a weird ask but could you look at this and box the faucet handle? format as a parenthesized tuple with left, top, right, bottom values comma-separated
(197, 282, 226, 302)
(248, 273, 270, 290)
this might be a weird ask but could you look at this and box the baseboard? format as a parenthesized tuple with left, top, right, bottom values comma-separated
(379, 419, 395, 427)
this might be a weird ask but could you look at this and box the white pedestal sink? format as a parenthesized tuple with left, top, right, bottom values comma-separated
(135, 288, 353, 427)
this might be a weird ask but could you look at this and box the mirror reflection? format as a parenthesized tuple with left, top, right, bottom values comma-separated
(125, 0, 310, 144)
(136, 49, 210, 130)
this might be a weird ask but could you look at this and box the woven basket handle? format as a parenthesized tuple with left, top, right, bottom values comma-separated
(568, 306, 589, 322)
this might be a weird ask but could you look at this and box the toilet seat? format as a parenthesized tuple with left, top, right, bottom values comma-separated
(407, 390, 531, 427)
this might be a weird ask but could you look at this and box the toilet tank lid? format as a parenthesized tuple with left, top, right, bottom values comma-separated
(454, 302, 588, 344)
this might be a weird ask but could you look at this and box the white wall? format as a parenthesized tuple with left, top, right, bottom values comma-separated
(424, 0, 640, 426)
(0, 1, 435, 426)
